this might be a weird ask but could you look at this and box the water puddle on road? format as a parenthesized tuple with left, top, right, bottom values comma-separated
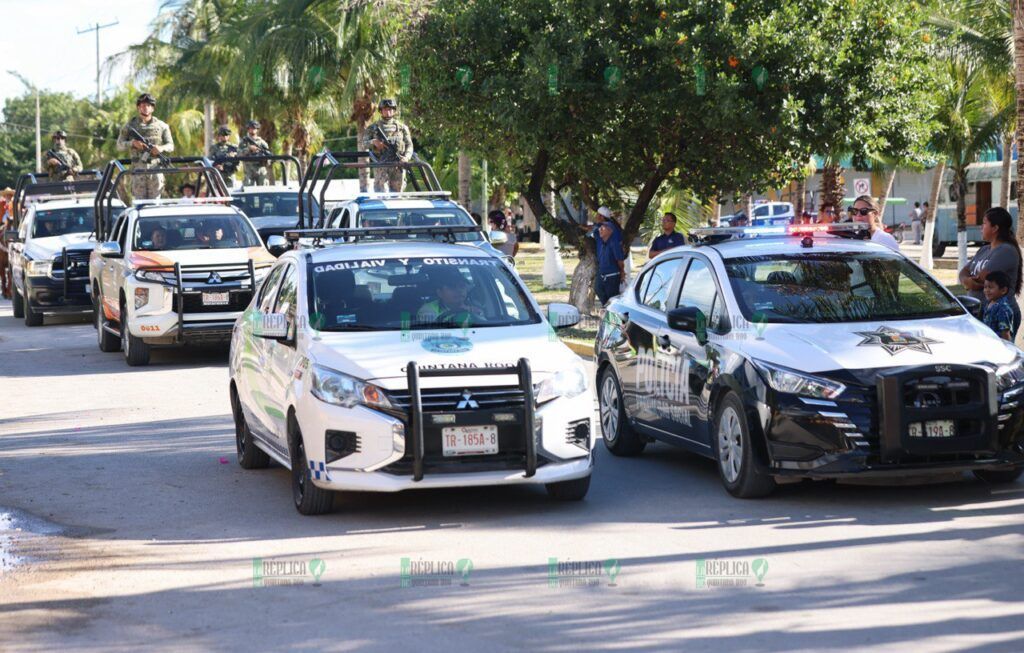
(0, 508, 64, 574)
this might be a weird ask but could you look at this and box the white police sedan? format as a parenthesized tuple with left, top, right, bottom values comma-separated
(595, 224, 1024, 497)
(229, 226, 595, 514)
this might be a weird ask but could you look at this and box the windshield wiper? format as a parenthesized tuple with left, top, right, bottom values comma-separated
(318, 324, 380, 332)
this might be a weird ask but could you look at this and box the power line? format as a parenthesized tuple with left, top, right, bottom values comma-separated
(0, 119, 117, 141)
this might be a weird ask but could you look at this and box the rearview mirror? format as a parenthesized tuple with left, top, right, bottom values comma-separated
(489, 230, 508, 246)
(4, 230, 20, 243)
(547, 302, 580, 329)
(667, 306, 708, 345)
(266, 235, 288, 257)
(956, 294, 982, 319)
(97, 241, 122, 258)
(253, 312, 289, 339)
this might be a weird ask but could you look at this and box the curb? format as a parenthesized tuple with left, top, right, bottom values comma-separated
(561, 338, 594, 359)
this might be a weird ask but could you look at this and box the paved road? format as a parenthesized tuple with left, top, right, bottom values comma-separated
(1, 299, 1023, 652)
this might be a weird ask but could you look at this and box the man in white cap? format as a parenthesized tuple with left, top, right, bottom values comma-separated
(578, 205, 622, 245)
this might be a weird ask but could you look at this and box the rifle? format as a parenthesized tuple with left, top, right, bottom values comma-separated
(213, 144, 240, 175)
(372, 123, 400, 160)
(128, 126, 171, 166)
(240, 135, 272, 157)
(45, 149, 71, 176)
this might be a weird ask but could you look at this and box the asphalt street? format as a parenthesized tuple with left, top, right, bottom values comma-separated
(1, 298, 1023, 652)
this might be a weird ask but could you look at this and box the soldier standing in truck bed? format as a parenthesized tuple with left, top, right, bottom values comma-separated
(116, 93, 174, 201)
(45, 130, 83, 181)
(360, 99, 413, 192)
(240, 120, 270, 186)
(209, 125, 239, 187)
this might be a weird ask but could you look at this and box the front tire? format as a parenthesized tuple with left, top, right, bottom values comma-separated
(231, 385, 270, 469)
(11, 280, 24, 318)
(973, 467, 1024, 484)
(121, 301, 151, 366)
(289, 417, 334, 515)
(714, 392, 776, 498)
(598, 368, 645, 456)
(23, 296, 43, 326)
(546, 474, 591, 501)
(95, 293, 120, 352)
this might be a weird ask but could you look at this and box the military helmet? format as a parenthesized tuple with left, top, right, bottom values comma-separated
(136, 93, 156, 107)
(378, 98, 397, 110)
(216, 125, 232, 136)
(246, 119, 260, 129)
(52, 129, 68, 139)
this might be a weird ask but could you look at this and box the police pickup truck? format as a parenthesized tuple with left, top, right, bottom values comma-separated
(595, 224, 1024, 497)
(229, 226, 593, 514)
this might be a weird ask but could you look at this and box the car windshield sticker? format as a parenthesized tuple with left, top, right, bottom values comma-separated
(854, 326, 940, 355)
(314, 257, 499, 274)
(421, 336, 473, 354)
(335, 314, 357, 324)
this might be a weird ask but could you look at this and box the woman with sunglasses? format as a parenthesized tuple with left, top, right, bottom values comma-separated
(848, 195, 899, 251)
(960, 206, 1023, 337)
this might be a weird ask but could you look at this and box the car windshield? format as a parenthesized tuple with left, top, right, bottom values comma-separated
(231, 192, 298, 219)
(133, 214, 261, 251)
(310, 256, 538, 331)
(723, 252, 965, 323)
(31, 206, 94, 238)
(356, 209, 482, 242)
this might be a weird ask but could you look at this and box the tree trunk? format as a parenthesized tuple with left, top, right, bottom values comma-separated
(920, 161, 945, 270)
(458, 150, 471, 209)
(877, 168, 897, 221)
(795, 175, 806, 219)
(955, 166, 969, 271)
(1015, 2, 1024, 245)
(1002, 130, 1013, 208)
(819, 163, 845, 211)
(492, 183, 507, 211)
(351, 89, 374, 193)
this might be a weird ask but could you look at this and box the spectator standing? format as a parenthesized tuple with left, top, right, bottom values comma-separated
(910, 201, 923, 244)
(960, 206, 1023, 337)
(594, 221, 625, 305)
(982, 271, 1015, 341)
(818, 203, 839, 224)
(488, 209, 518, 258)
(848, 195, 899, 251)
(649, 212, 686, 258)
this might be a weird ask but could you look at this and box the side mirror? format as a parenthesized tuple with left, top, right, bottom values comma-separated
(4, 230, 20, 243)
(547, 302, 581, 329)
(957, 294, 983, 319)
(489, 230, 508, 246)
(667, 305, 708, 345)
(253, 312, 290, 339)
(266, 235, 288, 257)
(97, 241, 122, 258)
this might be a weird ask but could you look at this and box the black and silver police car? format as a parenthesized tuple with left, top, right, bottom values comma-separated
(595, 224, 1024, 497)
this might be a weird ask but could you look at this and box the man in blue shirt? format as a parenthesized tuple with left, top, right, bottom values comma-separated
(595, 221, 625, 306)
(649, 212, 685, 258)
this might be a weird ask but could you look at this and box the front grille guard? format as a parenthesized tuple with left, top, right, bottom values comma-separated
(405, 358, 536, 482)
(60, 247, 91, 298)
(172, 260, 255, 342)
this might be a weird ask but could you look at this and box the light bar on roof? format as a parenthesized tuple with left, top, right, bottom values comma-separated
(690, 223, 869, 239)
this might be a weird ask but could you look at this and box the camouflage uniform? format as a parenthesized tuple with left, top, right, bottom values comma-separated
(46, 143, 83, 181)
(241, 135, 270, 186)
(117, 115, 174, 200)
(361, 118, 413, 192)
(209, 140, 239, 185)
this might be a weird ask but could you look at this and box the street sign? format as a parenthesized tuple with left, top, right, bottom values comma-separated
(853, 178, 871, 197)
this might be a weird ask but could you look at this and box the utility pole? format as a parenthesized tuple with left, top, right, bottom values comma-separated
(7, 70, 41, 172)
(77, 20, 119, 105)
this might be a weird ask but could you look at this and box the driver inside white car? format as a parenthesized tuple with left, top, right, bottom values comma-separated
(416, 267, 483, 326)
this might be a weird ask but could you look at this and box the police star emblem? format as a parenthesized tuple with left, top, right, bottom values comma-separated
(854, 326, 940, 355)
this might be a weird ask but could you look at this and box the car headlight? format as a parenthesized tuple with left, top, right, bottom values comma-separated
(996, 357, 1024, 391)
(26, 259, 52, 277)
(536, 363, 588, 404)
(310, 365, 393, 410)
(752, 359, 845, 399)
(135, 269, 168, 284)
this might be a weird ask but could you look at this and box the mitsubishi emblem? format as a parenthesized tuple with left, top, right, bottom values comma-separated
(456, 390, 479, 410)
(207, 272, 223, 284)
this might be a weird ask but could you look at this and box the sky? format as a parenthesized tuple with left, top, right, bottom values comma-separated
(0, 0, 164, 109)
